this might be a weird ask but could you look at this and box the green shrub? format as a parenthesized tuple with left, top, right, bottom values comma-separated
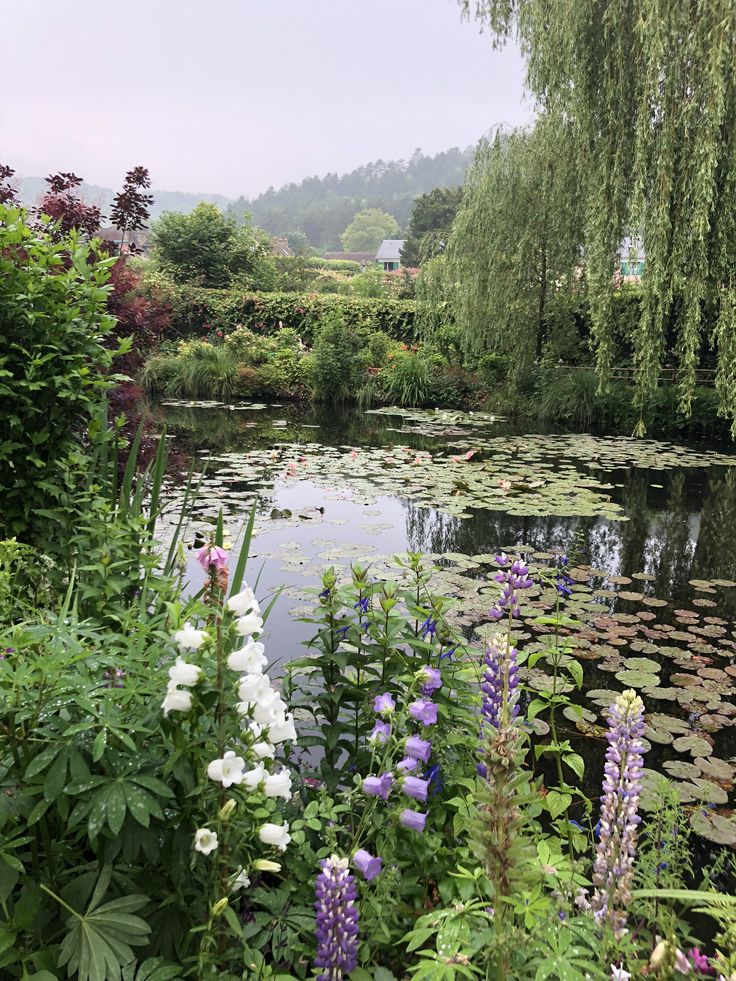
(477, 352, 509, 388)
(381, 349, 433, 406)
(364, 330, 395, 367)
(310, 313, 368, 402)
(141, 341, 238, 401)
(0, 206, 118, 543)
(224, 326, 276, 365)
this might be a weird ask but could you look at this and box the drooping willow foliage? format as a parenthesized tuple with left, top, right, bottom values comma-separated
(459, 0, 736, 433)
(416, 118, 583, 376)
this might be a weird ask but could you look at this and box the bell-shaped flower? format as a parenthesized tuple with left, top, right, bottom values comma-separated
(227, 586, 261, 618)
(228, 638, 267, 674)
(194, 827, 218, 854)
(162, 684, 193, 717)
(266, 712, 297, 745)
(258, 821, 291, 851)
(242, 762, 266, 790)
(174, 622, 207, 651)
(234, 613, 263, 637)
(253, 690, 287, 726)
(207, 750, 246, 788)
(168, 656, 201, 688)
(252, 741, 276, 759)
(197, 544, 228, 572)
(232, 868, 250, 891)
(264, 767, 292, 800)
(238, 673, 272, 703)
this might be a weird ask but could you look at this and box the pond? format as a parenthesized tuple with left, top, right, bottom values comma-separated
(156, 399, 736, 846)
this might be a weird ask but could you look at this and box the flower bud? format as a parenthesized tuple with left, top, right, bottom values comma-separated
(253, 858, 281, 872)
(211, 897, 229, 917)
(218, 799, 237, 821)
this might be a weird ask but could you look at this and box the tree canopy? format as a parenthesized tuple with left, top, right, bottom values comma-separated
(400, 187, 463, 268)
(340, 208, 400, 252)
(460, 0, 736, 432)
(417, 120, 583, 372)
(151, 202, 275, 289)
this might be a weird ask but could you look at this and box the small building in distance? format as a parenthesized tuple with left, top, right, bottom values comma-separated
(95, 227, 150, 254)
(323, 251, 376, 269)
(375, 239, 405, 272)
(271, 236, 293, 257)
(617, 235, 645, 283)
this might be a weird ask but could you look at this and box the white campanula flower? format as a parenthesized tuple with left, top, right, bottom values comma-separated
(227, 638, 267, 674)
(227, 586, 261, 618)
(174, 622, 208, 651)
(253, 691, 288, 726)
(258, 821, 291, 851)
(162, 684, 193, 717)
(207, 750, 246, 788)
(232, 868, 251, 891)
(252, 741, 276, 759)
(242, 762, 266, 790)
(267, 713, 297, 745)
(238, 673, 272, 704)
(264, 767, 292, 801)
(168, 656, 201, 688)
(194, 827, 218, 855)
(234, 613, 263, 637)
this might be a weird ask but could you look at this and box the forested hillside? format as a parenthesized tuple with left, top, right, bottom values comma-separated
(227, 146, 474, 250)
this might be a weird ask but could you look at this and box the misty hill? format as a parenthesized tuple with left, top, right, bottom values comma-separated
(16, 176, 232, 221)
(227, 147, 474, 251)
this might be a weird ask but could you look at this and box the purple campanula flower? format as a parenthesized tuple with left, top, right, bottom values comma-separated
(401, 775, 429, 803)
(405, 735, 432, 763)
(373, 692, 396, 716)
(399, 809, 427, 832)
(495, 552, 510, 567)
(419, 665, 442, 694)
(369, 721, 391, 744)
(363, 772, 393, 800)
(591, 689, 646, 940)
(425, 763, 442, 794)
(408, 699, 438, 726)
(314, 855, 359, 979)
(397, 756, 419, 773)
(353, 848, 382, 881)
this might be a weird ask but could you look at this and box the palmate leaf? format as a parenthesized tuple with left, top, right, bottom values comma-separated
(44, 867, 151, 981)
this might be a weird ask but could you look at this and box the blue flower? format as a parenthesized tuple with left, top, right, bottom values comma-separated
(419, 617, 437, 640)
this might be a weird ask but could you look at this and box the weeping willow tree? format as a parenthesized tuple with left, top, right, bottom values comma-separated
(417, 117, 583, 375)
(459, 0, 736, 433)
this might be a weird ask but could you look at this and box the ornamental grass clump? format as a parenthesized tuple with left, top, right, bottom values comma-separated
(591, 688, 647, 939)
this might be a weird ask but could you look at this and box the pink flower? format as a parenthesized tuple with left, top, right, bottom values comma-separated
(197, 545, 228, 572)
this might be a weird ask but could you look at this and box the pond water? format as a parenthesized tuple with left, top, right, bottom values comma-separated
(157, 399, 736, 847)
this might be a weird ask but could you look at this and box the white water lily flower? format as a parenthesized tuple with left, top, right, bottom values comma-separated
(267, 713, 297, 745)
(227, 639, 267, 674)
(242, 762, 266, 790)
(238, 673, 272, 703)
(194, 827, 218, 855)
(264, 768, 292, 801)
(234, 613, 263, 636)
(252, 741, 275, 759)
(168, 657, 201, 688)
(174, 622, 207, 650)
(227, 586, 261, 618)
(162, 684, 193, 717)
(258, 821, 291, 851)
(207, 751, 246, 788)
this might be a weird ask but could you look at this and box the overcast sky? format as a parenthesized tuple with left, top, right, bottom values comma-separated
(1, 0, 532, 199)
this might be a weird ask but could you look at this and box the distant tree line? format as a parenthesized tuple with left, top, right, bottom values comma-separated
(226, 147, 474, 250)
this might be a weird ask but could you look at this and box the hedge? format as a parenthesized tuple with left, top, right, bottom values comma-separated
(147, 278, 416, 344)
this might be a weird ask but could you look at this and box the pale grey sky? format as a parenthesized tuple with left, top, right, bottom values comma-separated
(1, 0, 532, 198)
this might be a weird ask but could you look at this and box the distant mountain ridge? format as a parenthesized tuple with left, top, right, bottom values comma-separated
(16, 176, 232, 221)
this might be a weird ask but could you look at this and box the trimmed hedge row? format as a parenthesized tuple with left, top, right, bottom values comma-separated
(147, 278, 416, 343)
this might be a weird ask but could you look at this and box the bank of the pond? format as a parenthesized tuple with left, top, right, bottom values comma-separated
(157, 398, 736, 849)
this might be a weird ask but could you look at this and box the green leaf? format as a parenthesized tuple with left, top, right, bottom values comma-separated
(92, 730, 107, 763)
(106, 783, 127, 836)
(563, 753, 585, 781)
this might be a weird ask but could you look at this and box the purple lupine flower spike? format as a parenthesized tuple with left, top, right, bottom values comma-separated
(489, 552, 534, 619)
(314, 855, 359, 979)
(591, 689, 647, 939)
(480, 635, 520, 730)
